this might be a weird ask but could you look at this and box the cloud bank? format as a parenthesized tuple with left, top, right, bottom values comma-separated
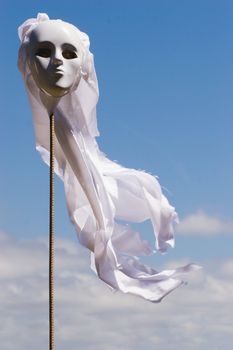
(0, 231, 232, 350)
(177, 211, 233, 235)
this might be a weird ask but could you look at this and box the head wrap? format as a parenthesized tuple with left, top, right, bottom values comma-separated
(18, 13, 199, 302)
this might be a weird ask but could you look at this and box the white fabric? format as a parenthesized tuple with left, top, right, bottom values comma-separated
(18, 13, 200, 302)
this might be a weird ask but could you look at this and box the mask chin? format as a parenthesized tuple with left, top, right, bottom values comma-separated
(40, 85, 70, 98)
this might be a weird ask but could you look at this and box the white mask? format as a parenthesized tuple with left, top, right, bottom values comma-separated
(27, 20, 84, 97)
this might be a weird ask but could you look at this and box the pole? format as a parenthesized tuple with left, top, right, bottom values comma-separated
(49, 113, 55, 350)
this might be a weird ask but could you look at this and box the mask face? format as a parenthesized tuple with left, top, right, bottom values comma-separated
(27, 20, 83, 97)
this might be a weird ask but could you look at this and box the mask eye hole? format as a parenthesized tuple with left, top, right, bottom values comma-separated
(62, 50, 77, 59)
(35, 48, 52, 58)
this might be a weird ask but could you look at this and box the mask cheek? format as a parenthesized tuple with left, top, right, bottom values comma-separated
(28, 58, 48, 94)
(35, 56, 50, 73)
(28, 55, 47, 82)
(68, 60, 83, 83)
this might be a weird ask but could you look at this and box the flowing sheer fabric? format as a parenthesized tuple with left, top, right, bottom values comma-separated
(18, 13, 199, 302)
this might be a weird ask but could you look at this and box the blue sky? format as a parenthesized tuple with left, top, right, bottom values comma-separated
(1, 0, 232, 255)
(0, 1, 233, 349)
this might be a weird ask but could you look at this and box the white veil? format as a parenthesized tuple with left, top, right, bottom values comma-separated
(18, 13, 199, 302)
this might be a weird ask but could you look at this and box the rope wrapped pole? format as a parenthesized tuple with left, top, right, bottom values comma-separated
(49, 113, 55, 350)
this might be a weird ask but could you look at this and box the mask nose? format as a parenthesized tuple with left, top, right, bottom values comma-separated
(52, 57, 63, 66)
(52, 49, 63, 66)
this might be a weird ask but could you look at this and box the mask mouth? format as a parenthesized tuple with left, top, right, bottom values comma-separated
(49, 70, 65, 81)
(53, 69, 64, 74)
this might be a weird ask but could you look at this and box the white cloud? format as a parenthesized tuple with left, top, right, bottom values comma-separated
(0, 232, 233, 350)
(218, 259, 233, 277)
(177, 210, 233, 235)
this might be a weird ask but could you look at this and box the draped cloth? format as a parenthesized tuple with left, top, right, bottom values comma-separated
(18, 13, 199, 302)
